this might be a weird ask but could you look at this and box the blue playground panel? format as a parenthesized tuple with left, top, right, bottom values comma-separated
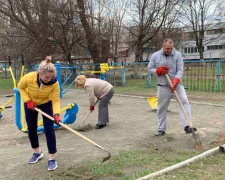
(14, 88, 78, 133)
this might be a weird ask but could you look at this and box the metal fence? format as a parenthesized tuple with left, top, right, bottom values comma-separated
(1, 59, 225, 93)
(182, 59, 225, 92)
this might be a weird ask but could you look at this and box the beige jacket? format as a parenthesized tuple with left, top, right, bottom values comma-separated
(84, 78, 113, 106)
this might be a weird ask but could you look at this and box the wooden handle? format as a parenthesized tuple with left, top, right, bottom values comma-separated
(82, 100, 99, 125)
(82, 111, 91, 125)
(165, 74, 193, 128)
(34, 107, 106, 150)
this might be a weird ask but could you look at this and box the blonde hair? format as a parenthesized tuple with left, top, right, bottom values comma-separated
(37, 56, 56, 76)
(75, 75, 86, 87)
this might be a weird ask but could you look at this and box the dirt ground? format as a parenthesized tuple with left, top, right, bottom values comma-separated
(0, 89, 225, 180)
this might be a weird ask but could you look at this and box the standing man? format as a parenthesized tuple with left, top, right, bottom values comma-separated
(148, 38, 195, 136)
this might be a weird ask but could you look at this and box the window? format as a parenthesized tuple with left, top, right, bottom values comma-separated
(214, 29, 223, 34)
(182, 32, 195, 40)
(188, 32, 195, 40)
(207, 28, 224, 34)
(183, 47, 198, 54)
(207, 45, 224, 50)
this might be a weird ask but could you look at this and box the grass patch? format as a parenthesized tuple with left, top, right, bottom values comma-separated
(113, 78, 225, 105)
(0, 78, 14, 90)
(45, 148, 225, 180)
(114, 78, 157, 95)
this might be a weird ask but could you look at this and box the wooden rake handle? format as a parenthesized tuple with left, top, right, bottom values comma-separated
(165, 74, 193, 128)
(34, 107, 109, 153)
(82, 100, 99, 125)
(82, 111, 91, 125)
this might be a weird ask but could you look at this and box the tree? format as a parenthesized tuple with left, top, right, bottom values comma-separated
(77, 0, 107, 63)
(126, 0, 182, 62)
(0, 0, 85, 63)
(109, 0, 130, 63)
(178, 0, 225, 59)
(76, 0, 128, 64)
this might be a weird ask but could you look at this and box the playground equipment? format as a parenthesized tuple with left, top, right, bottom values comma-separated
(81, 63, 125, 85)
(0, 103, 12, 119)
(0, 56, 19, 119)
(49, 62, 125, 98)
(11, 56, 79, 133)
(14, 87, 78, 133)
(59, 64, 80, 97)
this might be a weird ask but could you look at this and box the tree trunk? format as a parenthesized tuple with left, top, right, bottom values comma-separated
(101, 38, 110, 63)
(76, 0, 101, 63)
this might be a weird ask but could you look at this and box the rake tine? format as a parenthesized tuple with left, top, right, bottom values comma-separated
(95, 144, 111, 162)
(191, 129, 203, 149)
(103, 152, 111, 162)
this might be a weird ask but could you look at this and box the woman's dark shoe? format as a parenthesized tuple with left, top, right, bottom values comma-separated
(95, 124, 106, 129)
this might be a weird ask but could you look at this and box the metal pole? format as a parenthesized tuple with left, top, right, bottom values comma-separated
(55, 62, 62, 98)
(147, 71, 151, 88)
(216, 60, 221, 92)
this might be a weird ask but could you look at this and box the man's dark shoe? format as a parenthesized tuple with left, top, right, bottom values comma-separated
(184, 126, 197, 134)
(155, 131, 166, 136)
(95, 124, 106, 129)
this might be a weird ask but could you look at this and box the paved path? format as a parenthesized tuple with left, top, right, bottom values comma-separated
(0, 90, 224, 179)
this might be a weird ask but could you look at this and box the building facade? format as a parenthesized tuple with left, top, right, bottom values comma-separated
(179, 23, 225, 60)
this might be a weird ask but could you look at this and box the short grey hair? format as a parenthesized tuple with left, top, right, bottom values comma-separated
(163, 38, 173, 44)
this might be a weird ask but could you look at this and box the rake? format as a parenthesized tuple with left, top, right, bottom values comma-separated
(165, 74, 202, 149)
(34, 107, 111, 162)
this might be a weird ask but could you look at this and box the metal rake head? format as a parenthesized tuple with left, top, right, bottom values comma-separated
(192, 132, 203, 149)
(102, 152, 111, 162)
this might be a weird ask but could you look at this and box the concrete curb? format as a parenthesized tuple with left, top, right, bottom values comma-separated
(73, 89, 225, 107)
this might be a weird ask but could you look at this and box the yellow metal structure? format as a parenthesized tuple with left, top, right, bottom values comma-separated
(0, 60, 17, 118)
(100, 63, 109, 71)
(81, 63, 123, 75)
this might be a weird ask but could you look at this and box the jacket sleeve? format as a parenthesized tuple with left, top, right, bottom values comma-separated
(51, 82, 60, 115)
(18, 75, 31, 103)
(175, 52, 184, 80)
(86, 86, 96, 106)
(148, 53, 157, 76)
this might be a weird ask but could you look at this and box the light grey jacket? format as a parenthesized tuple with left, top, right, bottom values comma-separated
(148, 48, 184, 86)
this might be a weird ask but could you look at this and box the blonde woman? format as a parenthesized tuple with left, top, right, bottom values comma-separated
(18, 56, 61, 171)
(75, 75, 114, 129)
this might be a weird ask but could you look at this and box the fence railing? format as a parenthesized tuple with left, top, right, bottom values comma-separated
(1, 59, 225, 93)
